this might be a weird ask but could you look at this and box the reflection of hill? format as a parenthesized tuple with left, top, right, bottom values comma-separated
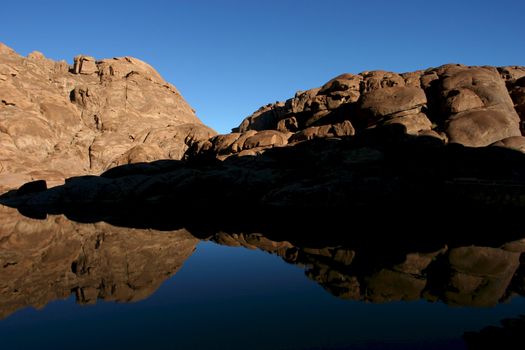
(210, 232, 525, 307)
(0, 206, 198, 320)
(2, 202, 525, 322)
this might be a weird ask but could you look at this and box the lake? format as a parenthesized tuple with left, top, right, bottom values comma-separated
(1, 205, 524, 349)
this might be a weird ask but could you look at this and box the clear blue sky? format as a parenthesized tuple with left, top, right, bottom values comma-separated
(1, 0, 524, 133)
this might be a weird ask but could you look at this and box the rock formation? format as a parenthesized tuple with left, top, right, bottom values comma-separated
(0, 43, 215, 192)
(2, 50, 525, 212)
(189, 64, 525, 159)
(0, 206, 198, 320)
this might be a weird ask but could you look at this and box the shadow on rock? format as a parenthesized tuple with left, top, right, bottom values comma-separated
(1, 127, 525, 245)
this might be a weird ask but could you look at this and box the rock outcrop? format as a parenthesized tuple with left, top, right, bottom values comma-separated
(0, 43, 215, 192)
(3, 57, 525, 232)
(0, 206, 197, 319)
(8, 127, 525, 219)
(189, 64, 524, 160)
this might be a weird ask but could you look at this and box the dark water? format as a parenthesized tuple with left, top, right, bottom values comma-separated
(1, 206, 525, 349)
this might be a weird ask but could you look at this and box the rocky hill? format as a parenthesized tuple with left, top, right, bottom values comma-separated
(2, 58, 525, 219)
(0, 43, 215, 192)
(190, 64, 525, 159)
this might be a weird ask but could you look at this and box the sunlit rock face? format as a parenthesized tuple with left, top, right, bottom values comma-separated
(0, 43, 215, 192)
(190, 64, 525, 160)
(0, 206, 198, 319)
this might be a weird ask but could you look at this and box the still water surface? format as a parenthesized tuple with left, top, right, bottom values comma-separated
(0, 207, 524, 349)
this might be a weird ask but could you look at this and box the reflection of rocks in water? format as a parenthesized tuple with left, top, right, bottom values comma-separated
(426, 246, 521, 307)
(3, 204, 525, 321)
(0, 206, 198, 319)
(464, 315, 525, 349)
(210, 232, 525, 307)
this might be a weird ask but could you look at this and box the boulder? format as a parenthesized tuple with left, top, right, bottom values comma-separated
(440, 66, 516, 112)
(383, 113, 433, 135)
(237, 102, 288, 133)
(73, 55, 97, 75)
(276, 116, 299, 132)
(444, 88, 484, 114)
(446, 109, 521, 147)
(360, 70, 405, 92)
(211, 133, 242, 154)
(360, 86, 427, 119)
(491, 136, 525, 153)
(243, 130, 290, 149)
(289, 121, 355, 142)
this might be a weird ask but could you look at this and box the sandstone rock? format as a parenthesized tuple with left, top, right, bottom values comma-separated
(289, 125, 332, 142)
(73, 55, 97, 75)
(360, 70, 405, 92)
(243, 130, 290, 149)
(360, 86, 427, 119)
(210, 133, 242, 154)
(231, 130, 258, 152)
(491, 136, 525, 153)
(0, 43, 211, 192)
(237, 102, 288, 133)
(292, 88, 320, 114)
(418, 129, 448, 142)
(332, 120, 356, 137)
(197, 129, 291, 159)
(383, 113, 433, 135)
(276, 116, 299, 132)
(446, 109, 521, 147)
(440, 66, 516, 112)
(110, 144, 166, 167)
(135, 123, 216, 160)
(444, 88, 484, 114)
(401, 71, 423, 88)
(3, 47, 524, 197)
(498, 66, 525, 83)
(289, 121, 355, 142)
(319, 73, 362, 95)
(233, 64, 524, 153)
